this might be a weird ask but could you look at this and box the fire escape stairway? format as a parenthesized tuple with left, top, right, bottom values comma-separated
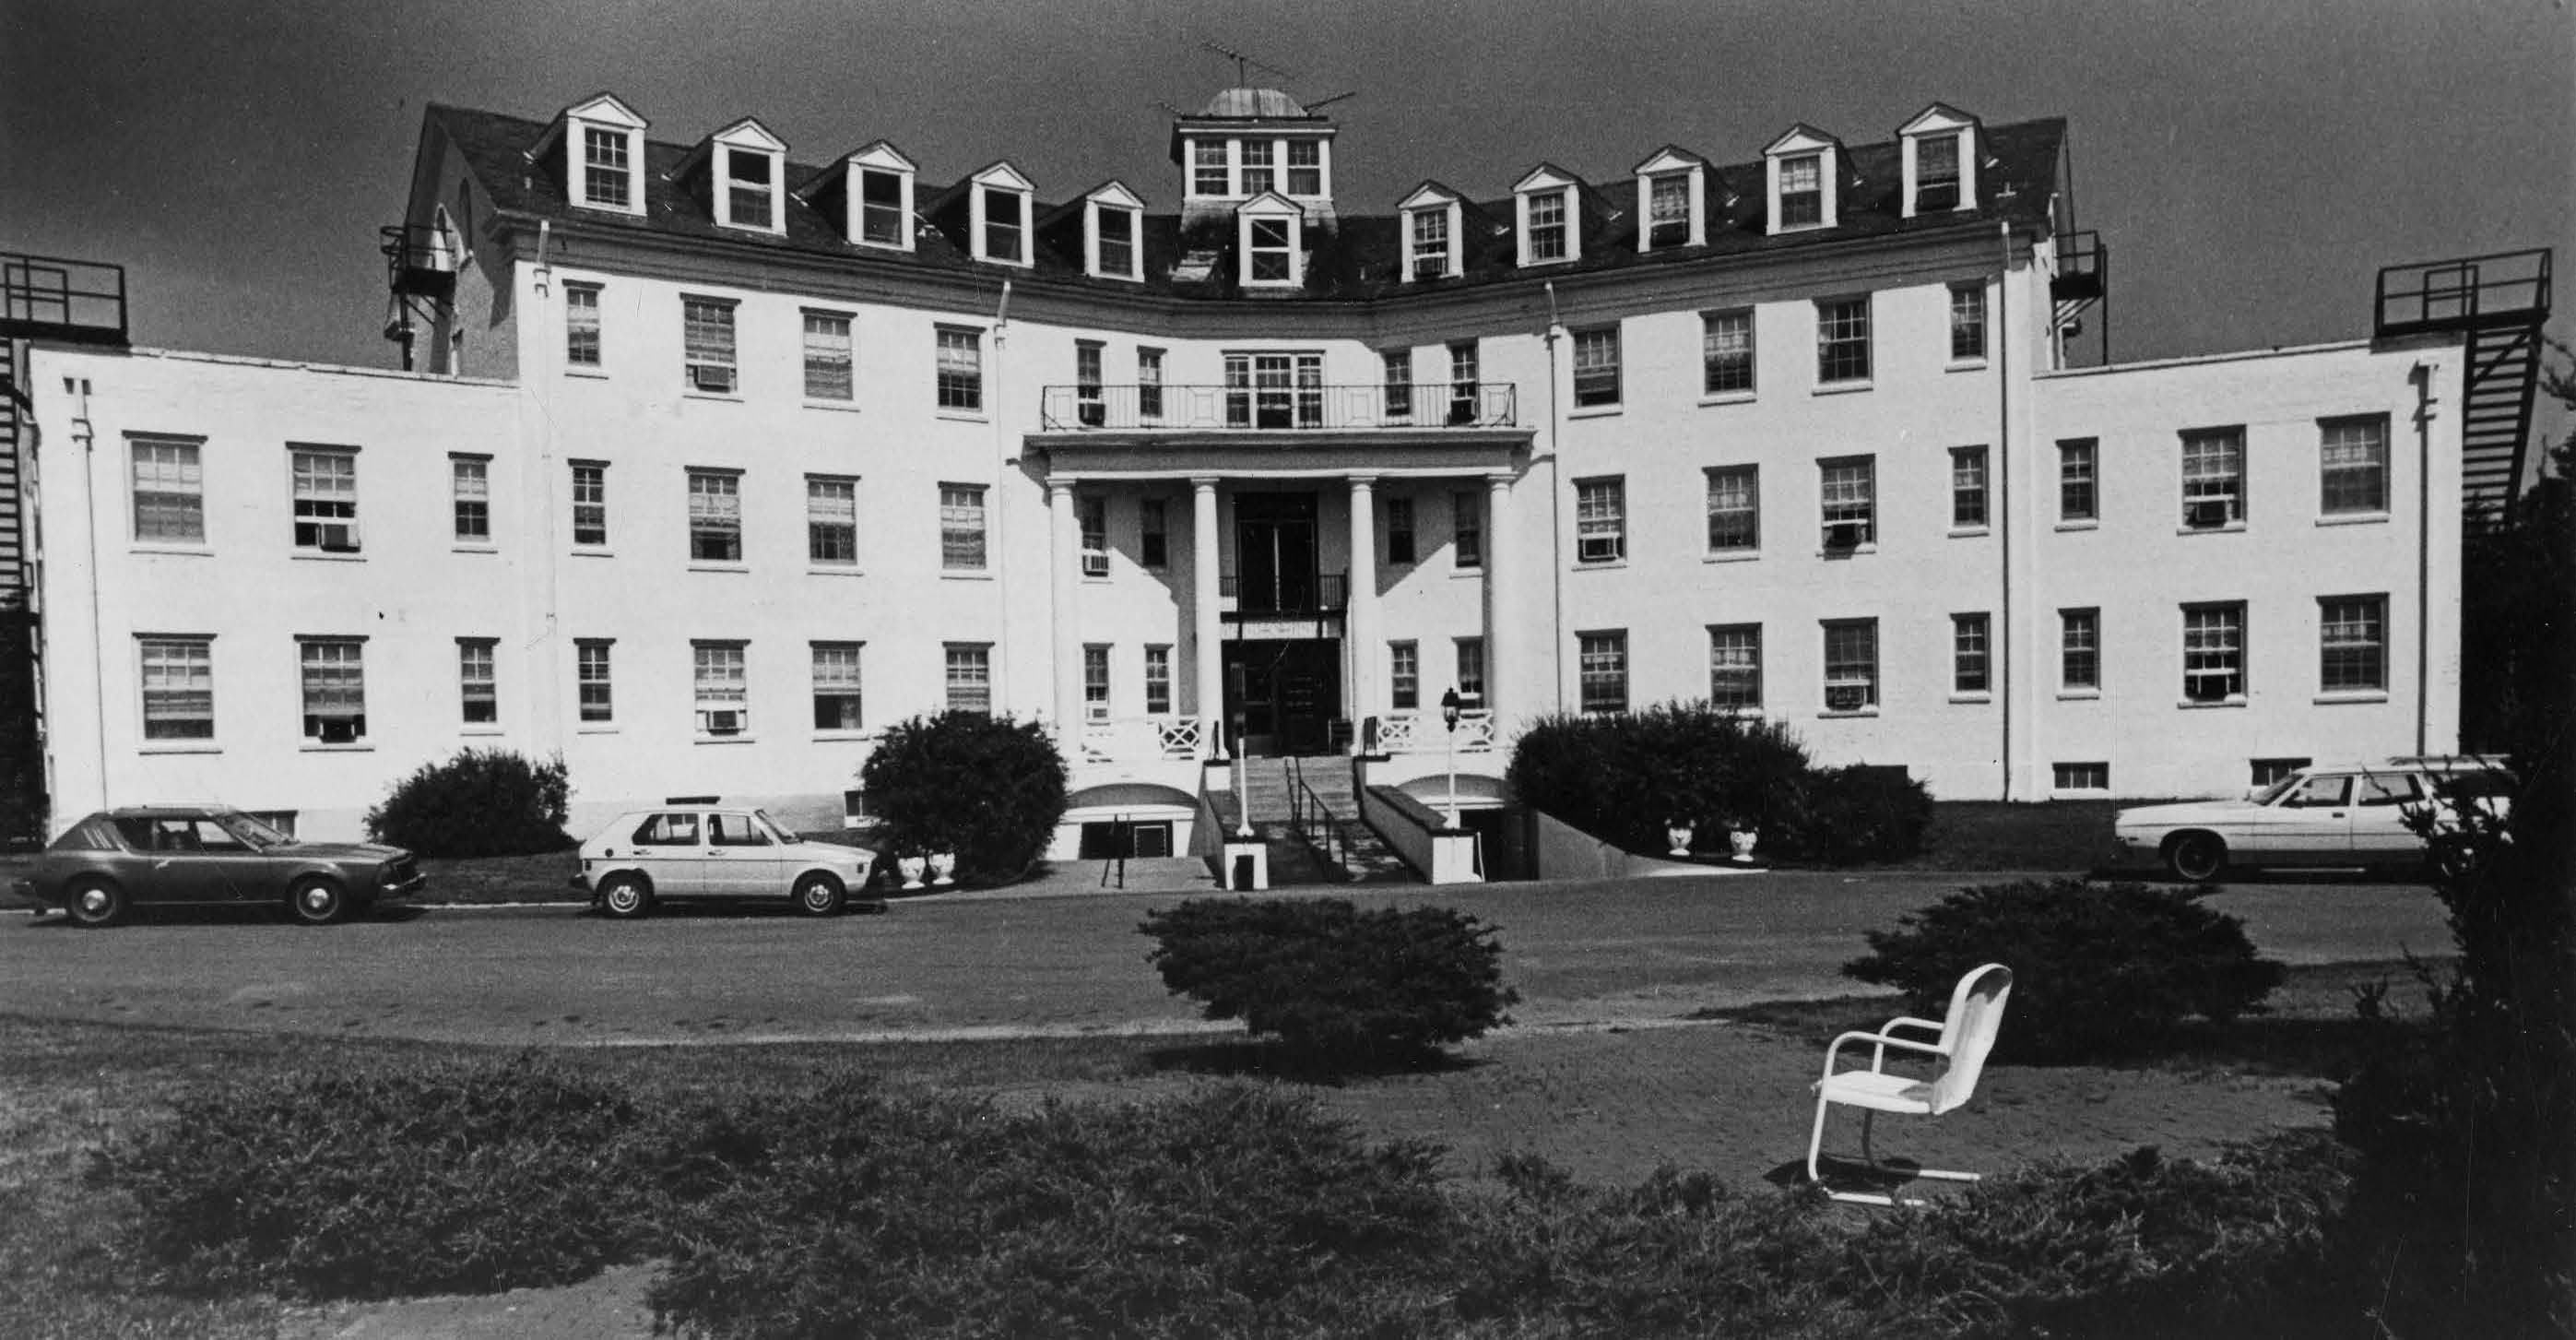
(0, 338, 25, 605)
(2458, 323, 2543, 521)
(0, 339, 44, 848)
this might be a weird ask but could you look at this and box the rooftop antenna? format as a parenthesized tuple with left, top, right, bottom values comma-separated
(1306, 90, 1359, 113)
(1199, 41, 1295, 88)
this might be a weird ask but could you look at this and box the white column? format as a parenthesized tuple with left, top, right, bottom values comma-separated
(1484, 471, 1515, 721)
(1191, 477, 1224, 755)
(1047, 480, 1082, 729)
(1345, 474, 1379, 735)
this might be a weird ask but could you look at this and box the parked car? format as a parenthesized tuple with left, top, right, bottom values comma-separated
(573, 800, 881, 919)
(11, 806, 425, 927)
(2112, 756, 2514, 883)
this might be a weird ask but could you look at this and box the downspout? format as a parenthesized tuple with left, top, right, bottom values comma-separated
(2411, 360, 2433, 756)
(1543, 281, 1566, 712)
(990, 279, 1013, 720)
(1996, 220, 2014, 800)
(69, 376, 105, 810)
(529, 222, 562, 759)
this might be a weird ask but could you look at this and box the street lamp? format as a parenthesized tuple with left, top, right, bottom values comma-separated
(1440, 687, 1462, 830)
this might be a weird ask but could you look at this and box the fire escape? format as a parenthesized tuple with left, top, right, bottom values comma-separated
(2374, 249, 2554, 528)
(2050, 231, 2109, 367)
(0, 251, 129, 847)
(380, 222, 460, 372)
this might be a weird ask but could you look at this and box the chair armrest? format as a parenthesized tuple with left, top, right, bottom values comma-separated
(1880, 1016, 1944, 1038)
(1820, 1028, 1951, 1081)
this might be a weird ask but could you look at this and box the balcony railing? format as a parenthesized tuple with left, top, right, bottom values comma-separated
(1220, 570, 1347, 616)
(0, 251, 128, 346)
(1374, 709, 1497, 755)
(2375, 248, 2552, 338)
(1041, 382, 1518, 432)
(1078, 715, 1207, 764)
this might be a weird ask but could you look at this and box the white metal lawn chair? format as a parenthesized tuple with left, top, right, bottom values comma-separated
(1804, 962, 2013, 1205)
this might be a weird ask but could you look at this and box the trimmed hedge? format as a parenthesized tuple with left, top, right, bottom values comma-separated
(1843, 878, 2285, 1061)
(858, 711, 1069, 885)
(361, 748, 572, 858)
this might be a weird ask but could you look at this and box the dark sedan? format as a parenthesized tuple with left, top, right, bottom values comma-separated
(11, 807, 425, 927)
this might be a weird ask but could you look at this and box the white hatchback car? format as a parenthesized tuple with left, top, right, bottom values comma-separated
(575, 800, 880, 919)
(2112, 757, 2513, 883)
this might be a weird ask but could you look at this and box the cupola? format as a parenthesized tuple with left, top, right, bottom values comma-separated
(1169, 87, 1339, 229)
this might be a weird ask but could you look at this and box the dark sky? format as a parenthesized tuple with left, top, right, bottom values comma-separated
(5, 0, 2569, 385)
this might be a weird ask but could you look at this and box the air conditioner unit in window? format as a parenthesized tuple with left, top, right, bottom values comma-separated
(1578, 536, 1623, 563)
(701, 709, 745, 735)
(318, 523, 359, 552)
(2185, 499, 2232, 529)
(316, 718, 360, 744)
(688, 363, 736, 394)
(1825, 683, 1870, 713)
(2184, 675, 2235, 704)
(1077, 399, 1106, 428)
(1823, 520, 1867, 550)
(1082, 552, 1109, 577)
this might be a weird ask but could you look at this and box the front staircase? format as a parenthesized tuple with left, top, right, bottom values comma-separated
(1222, 755, 1415, 884)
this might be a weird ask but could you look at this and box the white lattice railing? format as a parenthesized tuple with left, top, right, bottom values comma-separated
(1376, 709, 1495, 754)
(1079, 715, 1207, 763)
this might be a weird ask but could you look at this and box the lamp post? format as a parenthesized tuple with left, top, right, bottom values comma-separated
(1440, 687, 1462, 830)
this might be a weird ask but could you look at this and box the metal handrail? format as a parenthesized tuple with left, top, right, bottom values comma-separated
(1219, 570, 1348, 614)
(1284, 755, 1355, 879)
(2373, 248, 2552, 336)
(0, 251, 128, 345)
(1040, 382, 1518, 432)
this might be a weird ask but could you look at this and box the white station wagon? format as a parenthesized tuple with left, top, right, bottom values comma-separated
(2113, 757, 2513, 883)
(575, 800, 880, 919)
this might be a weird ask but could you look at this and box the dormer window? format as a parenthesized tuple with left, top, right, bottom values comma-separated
(552, 95, 649, 217)
(1190, 141, 1228, 196)
(1648, 176, 1690, 246)
(1084, 183, 1145, 282)
(1513, 167, 1583, 267)
(1412, 210, 1449, 279)
(707, 121, 786, 234)
(969, 163, 1034, 267)
(842, 141, 917, 251)
(1632, 148, 1708, 253)
(1236, 196, 1303, 288)
(1898, 105, 1980, 218)
(1765, 125, 1843, 235)
(583, 127, 632, 208)
(1399, 184, 1463, 283)
(1778, 156, 1822, 227)
(1528, 192, 1568, 261)
(1917, 135, 1961, 210)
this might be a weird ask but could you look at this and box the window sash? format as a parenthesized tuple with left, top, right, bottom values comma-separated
(1951, 448, 1989, 528)
(1526, 191, 1568, 259)
(2184, 606, 2246, 700)
(1572, 327, 1621, 406)
(1820, 460, 1874, 541)
(1389, 641, 1419, 710)
(944, 646, 993, 716)
(1410, 209, 1448, 276)
(725, 152, 774, 228)
(682, 300, 737, 391)
(981, 189, 1025, 261)
(1383, 350, 1412, 420)
(2060, 441, 2098, 521)
(940, 485, 987, 570)
(452, 458, 490, 540)
(564, 285, 601, 365)
(1247, 217, 1294, 281)
(1954, 614, 1991, 693)
(1949, 285, 1986, 361)
(1452, 491, 1482, 568)
(811, 643, 863, 730)
(1191, 141, 1228, 196)
(1138, 349, 1165, 420)
(299, 641, 366, 738)
(1706, 466, 1758, 551)
(1097, 208, 1136, 275)
(802, 313, 853, 400)
(1448, 342, 1480, 421)
(1286, 140, 1322, 196)
(1709, 625, 1762, 709)
(571, 464, 609, 546)
(1578, 634, 1627, 713)
(139, 638, 214, 739)
(2320, 597, 2386, 691)
(807, 478, 857, 564)
(582, 127, 629, 207)
(1456, 637, 1486, 701)
(1140, 498, 1168, 567)
(1823, 623, 1878, 708)
(2321, 418, 2388, 514)
(1238, 141, 1274, 196)
(458, 641, 497, 723)
(1778, 154, 1822, 225)
(1703, 310, 1754, 395)
(132, 442, 205, 542)
(688, 473, 742, 562)
(858, 170, 905, 244)
(2062, 611, 2100, 690)
(291, 451, 359, 550)
(2182, 430, 2245, 525)
(1648, 174, 1690, 242)
(1079, 496, 1108, 576)
(1816, 298, 1872, 383)
(1576, 481, 1625, 562)
(936, 328, 983, 410)
(1144, 646, 1172, 715)
(693, 645, 748, 713)
(576, 642, 614, 721)
(1083, 646, 1111, 717)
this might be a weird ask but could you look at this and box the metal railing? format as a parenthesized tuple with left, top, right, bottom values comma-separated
(2374, 248, 2552, 338)
(1219, 569, 1347, 615)
(1284, 755, 1360, 881)
(1040, 382, 1518, 432)
(0, 251, 128, 345)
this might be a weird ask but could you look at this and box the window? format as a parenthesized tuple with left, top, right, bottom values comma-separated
(687, 470, 742, 563)
(1949, 283, 1986, 362)
(2358, 772, 2422, 807)
(803, 311, 854, 401)
(1709, 624, 1762, 710)
(1448, 340, 1481, 424)
(1191, 140, 1227, 196)
(290, 448, 360, 552)
(811, 643, 863, 730)
(2182, 427, 2245, 528)
(1137, 348, 1165, 421)
(137, 636, 213, 741)
(981, 186, 1026, 264)
(1095, 206, 1137, 278)
(2052, 762, 2109, 792)
(1246, 216, 1294, 283)
(724, 148, 774, 231)
(571, 462, 609, 547)
(1079, 495, 1108, 577)
(1917, 133, 1963, 211)
(693, 642, 749, 735)
(1386, 496, 1415, 565)
(945, 643, 992, 716)
(564, 283, 601, 367)
(1578, 632, 1627, 714)
(1823, 620, 1878, 712)
(807, 476, 857, 566)
(2183, 603, 2247, 703)
(857, 168, 907, 245)
(1526, 190, 1569, 262)
(1954, 612, 1991, 694)
(1452, 491, 1482, 569)
(581, 125, 630, 208)
(1778, 153, 1822, 227)
(2285, 774, 2352, 808)
(1456, 637, 1485, 703)
(576, 639, 613, 723)
(298, 638, 366, 743)
(130, 438, 203, 543)
(1083, 645, 1111, 719)
(1410, 208, 1449, 280)
(940, 484, 987, 571)
(1816, 296, 1872, 384)
(1819, 457, 1874, 549)
(1706, 465, 1758, 552)
(1144, 645, 1172, 715)
(1383, 350, 1412, 421)
(1140, 498, 1168, 567)
(2321, 416, 2389, 515)
(1648, 173, 1691, 246)
(451, 456, 490, 542)
(1572, 325, 1622, 408)
(2059, 439, 2098, 523)
(1576, 478, 1625, 563)
(681, 298, 737, 394)
(1951, 446, 1990, 529)
(1389, 641, 1419, 710)
(1286, 140, 1323, 196)
(1239, 140, 1274, 196)
(1702, 309, 1754, 396)
(2251, 757, 2310, 788)
(936, 326, 983, 411)
(2062, 609, 2100, 692)
(1223, 351, 1324, 428)
(458, 638, 497, 725)
(2320, 595, 2387, 693)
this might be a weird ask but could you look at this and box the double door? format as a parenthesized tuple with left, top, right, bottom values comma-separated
(1223, 637, 1341, 756)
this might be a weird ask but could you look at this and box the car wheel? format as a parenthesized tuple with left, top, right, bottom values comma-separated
(65, 879, 127, 929)
(287, 877, 349, 926)
(598, 874, 651, 920)
(793, 872, 846, 918)
(2165, 832, 2227, 883)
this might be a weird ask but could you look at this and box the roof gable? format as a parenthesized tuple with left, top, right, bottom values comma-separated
(1235, 190, 1303, 218)
(1512, 162, 1583, 194)
(711, 117, 786, 153)
(1086, 180, 1145, 209)
(1763, 124, 1841, 156)
(1398, 181, 1461, 210)
(1897, 102, 1979, 136)
(563, 92, 646, 129)
(1632, 145, 1708, 175)
(971, 160, 1034, 193)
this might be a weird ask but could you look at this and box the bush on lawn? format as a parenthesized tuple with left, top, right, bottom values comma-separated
(1141, 897, 1518, 1064)
(1507, 702, 1929, 862)
(361, 748, 572, 858)
(858, 710, 1068, 885)
(89, 1056, 657, 1300)
(1843, 879, 2284, 1061)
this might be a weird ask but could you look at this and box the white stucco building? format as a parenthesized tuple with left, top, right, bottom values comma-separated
(13, 87, 2499, 848)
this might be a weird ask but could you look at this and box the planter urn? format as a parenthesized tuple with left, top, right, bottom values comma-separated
(1728, 829, 1759, 863)
(928, 851, 958, 886)
(1666, 823, 1695, 857)
(896, 854, 928, 890)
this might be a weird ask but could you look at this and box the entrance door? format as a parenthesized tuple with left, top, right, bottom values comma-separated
(1234, 492, 1318, 614)
(1223, 638, 1342, 755)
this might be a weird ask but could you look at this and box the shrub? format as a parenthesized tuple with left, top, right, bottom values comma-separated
(1140, 897, 1518, 1063)
(1843, 879, 2284, 1061)
(89, 1057, 657, 1300)
(1507, 702, 1929, 863)
(361, 748, 571, 858)
(858, 710, 1069, 885)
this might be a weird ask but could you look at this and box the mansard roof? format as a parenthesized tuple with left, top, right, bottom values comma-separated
(420, 101, 2063, 302)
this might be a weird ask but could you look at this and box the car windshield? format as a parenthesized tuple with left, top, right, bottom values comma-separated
(2252, 775, 2303, 806)
(754, 809, 798, 843)
(214, 812, 293, 850)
